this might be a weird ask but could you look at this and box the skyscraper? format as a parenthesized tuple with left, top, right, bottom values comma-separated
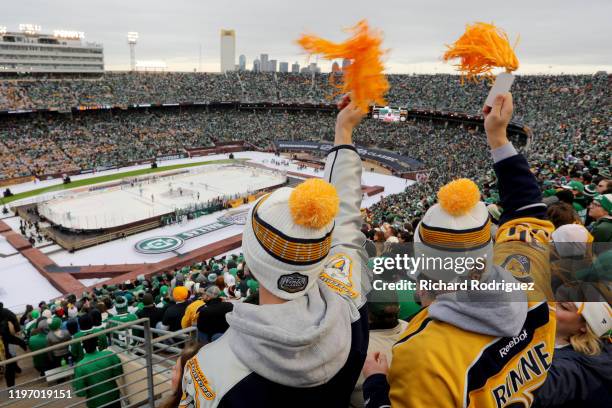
(331, 61, 340, 72)
(238, 54, 246, 71)
(253, 59, 261, 72)
(220, 29, 236, 72)
(269, 59, 277, 72)
(309, 62, 320, 73)
(342, 58, 351, 70)
(279, 62, 289, 73)
(260, 54, 269, 72)
(291, 62, 300, 73)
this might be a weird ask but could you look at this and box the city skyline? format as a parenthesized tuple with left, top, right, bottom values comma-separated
(3, 0, 611, 74)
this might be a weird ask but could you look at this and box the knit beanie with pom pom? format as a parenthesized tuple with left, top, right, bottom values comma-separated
(242, 178, 339, 300)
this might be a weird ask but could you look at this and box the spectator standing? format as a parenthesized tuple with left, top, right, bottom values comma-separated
(350, 294, 408, 407)
(159, 342, 202, 408)
(195, 286, 233, 343)
(0, 302, 26, 387)
(46, 317, 71, 368)
(27, 320, 50, 376)
(73, 337, 124, 408)
(588, 194, 612, 246)
(533, 301, 611, 407)
(363, 94, 557, 407)
(162, 287, 190, 332)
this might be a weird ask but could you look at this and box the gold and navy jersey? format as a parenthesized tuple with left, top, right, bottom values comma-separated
(494, 217, 556, 302)
(389, 302, 556, 408)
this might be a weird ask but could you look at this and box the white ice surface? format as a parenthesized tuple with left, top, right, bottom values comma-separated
(38, 164, 285, 230)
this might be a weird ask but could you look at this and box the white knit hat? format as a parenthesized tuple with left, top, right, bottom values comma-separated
(242, 179, 339, 300)
(574, 301, 612, 337)
(414, 179, 492, 281)
(552, 224, 592, 258)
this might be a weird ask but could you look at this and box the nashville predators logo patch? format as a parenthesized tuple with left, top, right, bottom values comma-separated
(186, 358, 216, 401)
(321, 253, 358, 299)
(502, 255, 533, 283)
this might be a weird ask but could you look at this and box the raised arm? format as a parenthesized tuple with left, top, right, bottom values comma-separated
(484, 93, 547, 225)
(485, 93, 555, 300)
(321, 97, 372, 310)
(324, 98, 366, 244)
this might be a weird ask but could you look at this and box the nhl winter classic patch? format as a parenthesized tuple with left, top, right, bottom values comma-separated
(278, 273, 309, 293)
(321, 253, 358, 298)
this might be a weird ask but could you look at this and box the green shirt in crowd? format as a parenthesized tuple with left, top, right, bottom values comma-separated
(592, 217, 612, 243)
(73, 349, 123, 408)
(71, 327, 110, 362)
(107, 313, 138, 344)
(27, 333, 49, 372)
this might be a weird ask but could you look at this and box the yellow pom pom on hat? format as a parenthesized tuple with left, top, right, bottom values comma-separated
(437, 178, 481, 216)
(242, 178, 339, 300)
(416, 178, 491, 253)
(289, 178, 339, 229)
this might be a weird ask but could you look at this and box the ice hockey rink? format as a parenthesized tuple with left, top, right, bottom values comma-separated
(37, 164, 286, 230)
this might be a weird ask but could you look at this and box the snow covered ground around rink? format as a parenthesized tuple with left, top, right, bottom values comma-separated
(0, 254, 62, 313)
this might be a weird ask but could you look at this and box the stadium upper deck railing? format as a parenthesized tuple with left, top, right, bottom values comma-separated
(0, 318, 197, 407)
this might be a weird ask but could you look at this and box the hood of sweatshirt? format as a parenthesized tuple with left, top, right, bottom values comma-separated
(226, 280, 352, 387)
(429, 265, 528, 337)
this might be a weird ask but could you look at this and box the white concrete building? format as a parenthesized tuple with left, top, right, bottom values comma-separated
(0, 26, 103, 74)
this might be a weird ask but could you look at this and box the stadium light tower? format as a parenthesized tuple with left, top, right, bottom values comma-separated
(127, 32, 139, 71)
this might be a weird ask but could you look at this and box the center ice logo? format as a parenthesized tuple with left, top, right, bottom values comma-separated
(134, 210, 249, 254)
(135, 236, 184, 254)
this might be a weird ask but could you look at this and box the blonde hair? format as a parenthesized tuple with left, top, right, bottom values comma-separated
(159, 342, 202, 408)
(569, 324, 603, 356)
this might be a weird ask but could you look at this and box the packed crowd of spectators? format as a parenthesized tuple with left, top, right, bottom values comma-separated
(0, 72, 609, 228)
(0, 72, 242, 110)
(0, 107, 335, 179)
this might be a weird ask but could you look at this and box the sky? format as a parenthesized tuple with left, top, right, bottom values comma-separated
(3, 0, 611, 74)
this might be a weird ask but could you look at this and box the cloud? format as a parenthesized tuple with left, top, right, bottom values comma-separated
(4, 0, 611, 73)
